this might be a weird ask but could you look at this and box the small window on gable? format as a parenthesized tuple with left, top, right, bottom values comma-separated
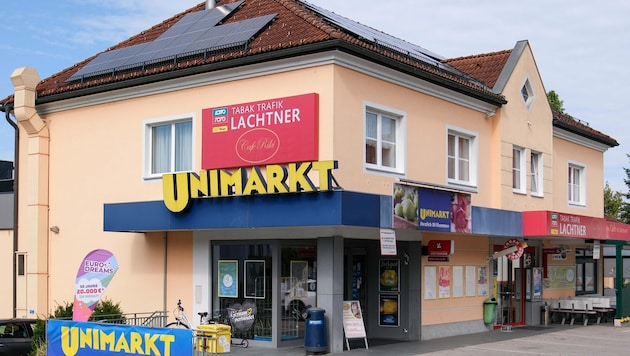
(521, 79, 535, 110)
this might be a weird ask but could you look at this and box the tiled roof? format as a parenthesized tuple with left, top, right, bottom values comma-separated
(553, 110, 618, 147)
(9, 0, 504, 105)
(443, 50, 512, 89)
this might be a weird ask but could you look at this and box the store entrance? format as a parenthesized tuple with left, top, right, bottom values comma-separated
(344, 240, 410, 342)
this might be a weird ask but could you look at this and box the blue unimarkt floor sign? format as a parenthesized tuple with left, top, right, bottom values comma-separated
(47, 319, 192, 356)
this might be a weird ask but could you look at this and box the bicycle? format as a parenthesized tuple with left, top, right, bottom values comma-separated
(166, 299, 210, 329)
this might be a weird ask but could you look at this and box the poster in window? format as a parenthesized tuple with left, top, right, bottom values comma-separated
(379, 294, 399, 327)
(290, 261, 308, 299)
(452, 266, 463, 297)
(532, 267, 543, 301)
(245, 260, 265, 299)
(477, 266, 488, 296)
(438, 266, 450, 298)
(465, 266, 476, 296)
(218, 260, 238, 298)
(379, 259, 399, 292)
(424, 266, 436, 299)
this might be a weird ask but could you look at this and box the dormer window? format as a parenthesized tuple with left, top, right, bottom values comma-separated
(521, 78, 535, 110)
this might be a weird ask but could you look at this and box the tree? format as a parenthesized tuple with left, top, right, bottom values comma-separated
(547, 90, 565, 113)
(604, 182, 624, 220)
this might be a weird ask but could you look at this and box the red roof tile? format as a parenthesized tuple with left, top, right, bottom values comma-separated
(23, 0, 503, 104)
(443, 50, 511, 89)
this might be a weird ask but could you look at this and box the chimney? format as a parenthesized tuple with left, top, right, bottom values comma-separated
(206, 0, 216, 9)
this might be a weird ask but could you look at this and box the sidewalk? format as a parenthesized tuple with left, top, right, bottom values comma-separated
(227, 321, 630, 355)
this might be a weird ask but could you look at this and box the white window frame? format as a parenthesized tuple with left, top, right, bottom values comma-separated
(530, 150, 543, 197)
(143, 113, 195, 179)
(512, 146, 526, 194)
(521, 77, 535, 111)
(568, 161, 586, 206)
(447, 126, 478, 187)
(363, 102, 406, 175)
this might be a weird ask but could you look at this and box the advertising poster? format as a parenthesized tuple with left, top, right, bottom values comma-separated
(379, 259, 399, 292)
(202, 93, 319, 169)
(546, 266, 576, 289)
(72, 249, 119, 322)
(438, 266, 451, 298)
(393, 184, 418, 229)
(424, 266, 436, 299)
(416, 188, 472, 233)
(477, 266, 488, 296)
(218, 260, 238, 298)
(342, 300, 366, 338)
(379, 295, 399, 327)
(47, 319, 192, 356)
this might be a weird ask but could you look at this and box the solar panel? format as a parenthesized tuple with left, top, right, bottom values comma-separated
(185, 14, 276, 53)
(301, 1, 466, 76)
(67, 1, 247, 82)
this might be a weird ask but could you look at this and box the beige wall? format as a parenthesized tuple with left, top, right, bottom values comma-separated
(552, 137, 605, 217)
(0, 230, 13, 318)
(495, 44, 554, 212)
(421, 233, 490, 325)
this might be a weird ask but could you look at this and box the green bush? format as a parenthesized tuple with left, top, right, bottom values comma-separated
(29, 298, 124, 356)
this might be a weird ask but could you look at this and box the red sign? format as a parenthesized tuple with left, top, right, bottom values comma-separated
(427, 240, 454, 256)
(202, 93, 319, 169)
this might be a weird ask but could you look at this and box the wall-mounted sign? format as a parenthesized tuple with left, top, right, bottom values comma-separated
(392, 184, 472, 233)
(202, 93, 319, 169)
(427, 240, 454, 256)
(162, 160, 338, 213)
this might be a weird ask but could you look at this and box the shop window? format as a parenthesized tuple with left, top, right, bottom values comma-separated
(568, 162, 586, 206)
(212, 244, 272, 341)
(144, 115, 193, 178)
(530, 151, 543, 196)
(512, 146, 525, 193)
(364, 104, 405, 174)
(281, 245, 317, 341)
(576, 248, 597, 295)
(447, 127, 477, 187)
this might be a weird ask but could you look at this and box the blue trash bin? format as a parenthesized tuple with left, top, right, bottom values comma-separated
(304, 308, 327, 355)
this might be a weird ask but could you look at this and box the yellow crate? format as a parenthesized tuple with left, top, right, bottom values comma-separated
(196, 324, 231, 353)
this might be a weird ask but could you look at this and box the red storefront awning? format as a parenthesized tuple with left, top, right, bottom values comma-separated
(523, 210, 630, 242)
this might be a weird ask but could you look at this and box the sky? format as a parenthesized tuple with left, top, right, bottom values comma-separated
(1, 0, 629, 191)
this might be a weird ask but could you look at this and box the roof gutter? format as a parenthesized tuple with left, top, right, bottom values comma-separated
(36, 39, 507, 107)
(0, 101, 18, 318)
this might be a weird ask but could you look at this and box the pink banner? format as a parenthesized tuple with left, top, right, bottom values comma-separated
(72, 249, 119, 321)
(202, 93, 319, 169)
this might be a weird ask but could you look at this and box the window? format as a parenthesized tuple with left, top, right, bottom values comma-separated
(530, 151, 543, 196)
(364, 105, 404, 173)
(447, 128, 477, 186)
(144, 116, 193, 178)
(512, 146, 525, 193)
(568, 162, 586, 205)
(521, 78, 535, 110)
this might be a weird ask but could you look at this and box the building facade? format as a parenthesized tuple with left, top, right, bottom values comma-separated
(1, 0, 628, 353)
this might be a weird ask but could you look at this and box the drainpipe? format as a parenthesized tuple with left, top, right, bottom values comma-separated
(0, 101, 18, 318)
(11, 66, 49, 318)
